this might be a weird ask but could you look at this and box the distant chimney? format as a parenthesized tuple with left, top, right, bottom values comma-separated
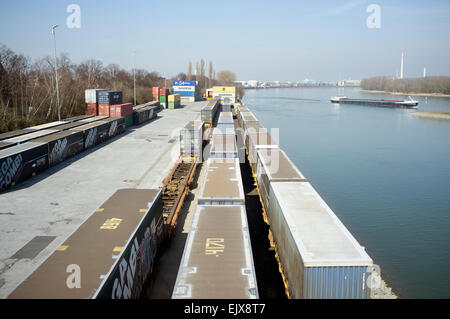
(400, 52, 404, 79)
(423, 67, 427, 78)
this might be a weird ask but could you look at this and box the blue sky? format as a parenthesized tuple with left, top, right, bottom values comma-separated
(0, 0, 449, 81)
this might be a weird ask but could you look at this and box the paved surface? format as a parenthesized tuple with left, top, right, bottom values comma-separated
(0, 102, 205, 298)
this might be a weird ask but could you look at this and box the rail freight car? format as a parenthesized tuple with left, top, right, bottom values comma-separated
(172, 204, 258, 299)
(0, 129, 33, 142)
(99, 117, 126, 138)
(198, 157, 245, 205)
(3, 129, 59, 146)
(245, 128, 278, 168)
(69, 121, 110, 150)
(32, 131, 84, 167)
(209, 135, 237, 158)
(0, 142, 48, 192)
(8, 189, 164, 299)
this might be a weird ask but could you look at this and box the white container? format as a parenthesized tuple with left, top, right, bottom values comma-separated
(85, 89, 108, 103)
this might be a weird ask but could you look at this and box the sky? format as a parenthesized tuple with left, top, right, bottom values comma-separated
(0, 0, 449, 82)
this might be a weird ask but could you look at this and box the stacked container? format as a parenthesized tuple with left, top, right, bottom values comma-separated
(85, 89, 109, 116)
(172, 80, 200, 103)
(152, 87, 160, 102)
(180, 120, 203, 159)
(168, 94, 181, 109)
(109, 103, 134, 128)
(159, 88, 170, 108)
(212, 86, 236, 105)
(97, 91, 123, 117)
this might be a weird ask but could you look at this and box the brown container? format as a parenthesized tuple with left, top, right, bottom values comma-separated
(86, 103, 98, 116)
(98, 104, 110, 117)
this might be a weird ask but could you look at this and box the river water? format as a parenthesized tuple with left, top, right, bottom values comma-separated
(242, 87, 450, 298)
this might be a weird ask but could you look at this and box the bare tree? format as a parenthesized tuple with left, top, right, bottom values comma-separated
(208, 61, 213, 88)
(216, 70, 236, 85)
(187, 61, 192, 81)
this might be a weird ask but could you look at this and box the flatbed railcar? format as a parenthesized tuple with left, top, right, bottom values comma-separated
(8, 189, 164, 299)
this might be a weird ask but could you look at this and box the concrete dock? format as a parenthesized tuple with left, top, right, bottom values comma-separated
(0, 102, 205, 298)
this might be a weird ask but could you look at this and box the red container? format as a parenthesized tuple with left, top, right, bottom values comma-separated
(98, 104, 110, 117)
(152, 87, 160, 100)
(110, 103, 133, 117)
(86, 103, 98, 116)
(159, 88, 169, 96)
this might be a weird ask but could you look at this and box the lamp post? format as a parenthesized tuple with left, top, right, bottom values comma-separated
(133, 51, 136, 106)
(51, 25, 61, 121)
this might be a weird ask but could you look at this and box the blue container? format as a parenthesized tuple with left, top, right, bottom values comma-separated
(97, 91, 123, 105)
(173, 80, 196, 86)
(174, 91, 195, 97)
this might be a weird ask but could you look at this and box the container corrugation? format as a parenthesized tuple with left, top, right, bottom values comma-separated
(8, 189, 164, 299)
(85, 89, 109, 103)
(98, 104, 111, 117)
(303, 266, 370, 299)
(109, 103, 133, 117)
(0, 142, 49, 192)
(97, 91, 123, 105)
(265, 181, 373, 299)
(86, 103, 98, 116)
(174, 91, 195, 97)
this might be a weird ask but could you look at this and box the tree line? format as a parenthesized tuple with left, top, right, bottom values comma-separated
(360, 76, 450, 95)
(0, 44, 241, 133)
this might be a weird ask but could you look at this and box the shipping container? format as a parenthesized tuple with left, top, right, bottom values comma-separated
(240, 112, 259, 132)
(201, 99, 220, 125)
(212, 125, 235, 137)
(168, 94, 181, 102)
(8, 189, 164, 299)
(33, 131, 84, 167)
(266, 181, 373, 299)
(245, 128, 278, 166)
(4, 129, 58, 145)
(124, 114, 133, 128)
(172, 85, 196, 92)
(180, 120, 203, 159)
(69, 121, 110, 149)
(98, 104, 111, 117)
(152, 87, 160, 101)
(255, 149, 307, 215)
(0, 129, 32, 142)
(109, 103, 133, 118)
(209, 135, 237, 158)
(197, 158, 244, 205)
(85, 89, 109, 104)
(86, 103, 98, 116)
(173, 80, 197, 86)
(217, 111, 234, 125)
(172, 205, 258, 299)
(133, 101, 159, 111)
(0, 142, 48, 192)
(212, 86, 236, 104)
(97, 90, 123, 105)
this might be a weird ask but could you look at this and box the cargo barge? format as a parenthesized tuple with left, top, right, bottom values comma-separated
(330, 95, 419, 108)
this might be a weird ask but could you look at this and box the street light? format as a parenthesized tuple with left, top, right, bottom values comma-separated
(51, 25, 61, 121)
(133, 51, 136, 106)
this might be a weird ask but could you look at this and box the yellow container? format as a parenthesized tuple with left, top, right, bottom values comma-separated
(168, 94, 181, 102)
(212, 86, 236, 93)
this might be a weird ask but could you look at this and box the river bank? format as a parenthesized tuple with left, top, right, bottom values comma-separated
(409, 111, 450, 121)
(357, 89, 450, 98)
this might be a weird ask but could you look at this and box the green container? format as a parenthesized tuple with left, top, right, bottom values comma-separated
(125, 114, 133, 128)
(160, 96, 167, 103)
(168, 102, 177, 109)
